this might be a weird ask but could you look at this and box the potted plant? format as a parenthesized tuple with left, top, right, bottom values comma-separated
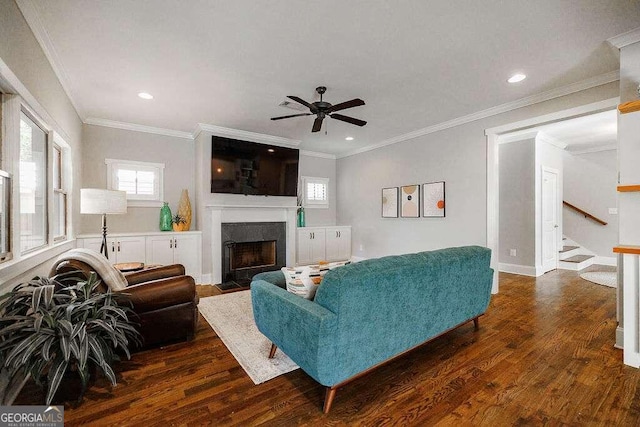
(172, 214, 187, 232)
(0, 272, 141, 405)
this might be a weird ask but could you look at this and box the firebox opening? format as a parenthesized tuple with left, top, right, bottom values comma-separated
(230, 240, 276, 270)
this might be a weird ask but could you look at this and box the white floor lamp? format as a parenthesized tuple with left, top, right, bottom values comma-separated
(80, 189, 127, 259)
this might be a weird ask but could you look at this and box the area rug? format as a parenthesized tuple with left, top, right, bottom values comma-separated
(198, 290, 299, 384)
(580, 271, 617, 288)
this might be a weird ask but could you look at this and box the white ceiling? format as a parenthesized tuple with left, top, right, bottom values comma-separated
(537, 110, 617, 153)
(18, 0, 640, 156)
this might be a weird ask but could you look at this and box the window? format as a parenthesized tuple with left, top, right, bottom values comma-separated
(106, 159, 164, 206)
(302, 176, 329, 208)
(52, 144, 67, 240)
(19, 111, 48, 253)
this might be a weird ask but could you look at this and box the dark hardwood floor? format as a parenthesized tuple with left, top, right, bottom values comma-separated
(15, 265, 640, 426)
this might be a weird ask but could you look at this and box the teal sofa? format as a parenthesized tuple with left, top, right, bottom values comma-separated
(251, 245, 494, 412)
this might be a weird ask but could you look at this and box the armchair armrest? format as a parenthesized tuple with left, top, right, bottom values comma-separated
(251, 280, 337, 384)
(125, 264, 186, 285)
(120, 275, 196, 313)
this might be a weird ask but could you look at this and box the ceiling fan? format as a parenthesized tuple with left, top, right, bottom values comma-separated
(271, 86, 366, 133)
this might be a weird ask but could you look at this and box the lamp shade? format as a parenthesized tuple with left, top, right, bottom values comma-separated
(80, 188, 127, 214)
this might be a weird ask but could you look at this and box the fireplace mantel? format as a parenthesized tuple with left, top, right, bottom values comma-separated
(207, 204, 298, 284)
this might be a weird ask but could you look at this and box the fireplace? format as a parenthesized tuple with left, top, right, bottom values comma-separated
(221, 222, 286, 288)
(230, 240, 276, 270)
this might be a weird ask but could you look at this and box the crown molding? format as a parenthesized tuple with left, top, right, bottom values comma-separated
(194, 123, 301, 147)
(338, 71, 619, 158)
(568, 143, 617, 155)
(16, 0, 84, 120)
(84, 117, 193, 139)
(300, 150, 336, 159)
(608, 27, 640, 49)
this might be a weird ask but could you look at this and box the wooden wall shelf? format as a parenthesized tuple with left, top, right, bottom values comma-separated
(614, 245, 640, 255)
(619, 100, 640, 115)
(617, 185, 640, 192)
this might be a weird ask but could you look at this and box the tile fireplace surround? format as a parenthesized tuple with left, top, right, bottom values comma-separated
(208, 205, 298, 285)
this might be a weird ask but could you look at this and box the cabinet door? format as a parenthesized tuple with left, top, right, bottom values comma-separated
(337, 228, 351, 261)
(325, 228, 351, 261)
(174, 234, 200, 279)
(325, 228, 341, 261)
(146, 235, 176, 266)
(115, 236, 146, 264)
(309, 229, 326, 263)
(296, 230, 313, 265)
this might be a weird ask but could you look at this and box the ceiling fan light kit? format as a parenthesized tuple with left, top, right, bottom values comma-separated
(271, 86, 366, 133)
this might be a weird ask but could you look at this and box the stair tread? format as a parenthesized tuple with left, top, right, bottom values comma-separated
(562, 255, 594, 263)
(559, 246, 579, 253)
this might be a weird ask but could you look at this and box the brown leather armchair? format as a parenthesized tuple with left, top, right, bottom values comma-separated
(51, 260, 199, 349)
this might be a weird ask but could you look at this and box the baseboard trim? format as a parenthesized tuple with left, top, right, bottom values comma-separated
(615, 326, 624, 350)
(200, 274, 212, 285)
(350, 256, 367, 263)
(593, 256, 617, 267)
(499, 263, 538, 277)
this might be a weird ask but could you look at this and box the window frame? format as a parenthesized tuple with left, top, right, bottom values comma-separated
(18, 107, 49, 255)
(52, 143, 67, 242)
(301, 176, 329, 209)
(105, 158, 165, 207)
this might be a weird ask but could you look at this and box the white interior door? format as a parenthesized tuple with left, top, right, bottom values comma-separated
(542, 167, 559, 273)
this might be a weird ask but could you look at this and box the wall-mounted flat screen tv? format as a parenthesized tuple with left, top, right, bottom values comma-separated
(211, 136, 299, 196)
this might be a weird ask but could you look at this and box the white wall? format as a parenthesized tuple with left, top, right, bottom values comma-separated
(298, 154, 336, 227)
(563, 149, 618, 256)
(0, 0, 82, 291)
(79, 124, 196, 234)
(619, 42, 640, 245)
(336, 82, 619, 261)
(499, 138, 535, 267)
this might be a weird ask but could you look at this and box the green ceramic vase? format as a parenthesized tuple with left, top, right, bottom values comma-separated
(160, 202, 173, 231)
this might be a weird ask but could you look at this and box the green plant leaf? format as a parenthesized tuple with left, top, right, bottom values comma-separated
(46, 357, 68, 405)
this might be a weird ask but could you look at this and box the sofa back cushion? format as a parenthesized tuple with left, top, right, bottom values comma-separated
(313, 245, 493, 385)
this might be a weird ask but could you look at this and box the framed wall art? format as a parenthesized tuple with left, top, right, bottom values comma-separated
(422, 181, 445, 217)
(400, 185, 420, 218)
(381, 187, 399, 218)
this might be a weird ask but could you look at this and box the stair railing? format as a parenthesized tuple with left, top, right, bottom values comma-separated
(562, 201, 607, 226)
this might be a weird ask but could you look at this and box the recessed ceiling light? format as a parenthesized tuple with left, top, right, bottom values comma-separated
(345, 137, 354, 141)
(268, 148, 275, 153)
(138, 92, 153, 100)
(507, 74, 526, 83)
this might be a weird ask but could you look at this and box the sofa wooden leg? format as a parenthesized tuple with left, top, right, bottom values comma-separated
(473, 317, 479, 331)
(323, 387, 337, 413)
(268, 343, 277, 359)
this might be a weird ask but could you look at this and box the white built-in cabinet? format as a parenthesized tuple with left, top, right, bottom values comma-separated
(79, 236, 146, 264)
(146, 234, 200, 280)
(296, 226, 351, 265)
(77, 231, 202, 282)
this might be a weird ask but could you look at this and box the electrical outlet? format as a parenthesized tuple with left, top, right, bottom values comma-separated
(609, 208, 618, 215)
(359, 244, 364, 251)
(510, 249, 517, 257)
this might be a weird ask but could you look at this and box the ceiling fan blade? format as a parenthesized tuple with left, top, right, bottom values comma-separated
(287, 96, 317, 112)
(330, 113, 367, 127)
(270, 113, 312, 120)
(327, 98, 365, 113)
(312, 117, 324, 132)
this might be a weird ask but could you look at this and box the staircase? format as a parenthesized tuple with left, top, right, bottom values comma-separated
(558, 237, 595, 271)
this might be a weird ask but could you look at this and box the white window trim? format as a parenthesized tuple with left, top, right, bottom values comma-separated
(105, 158, 165, 207)
(301, 176, 329, 209)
